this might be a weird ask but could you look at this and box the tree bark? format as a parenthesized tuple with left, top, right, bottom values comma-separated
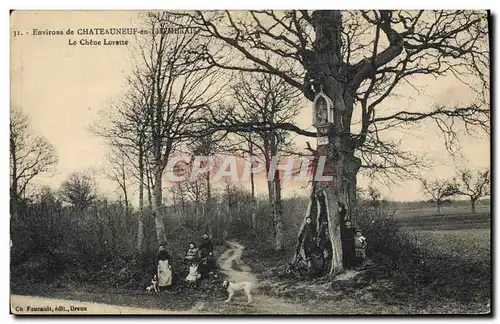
(273, 172, 284, 251)
(205, 170, 213, 234)
(471, 197, 477, 214)
(317, 11, 363, 277)
(222, 183, 232, 241)
(152, 166, 167, 245)
(294, 187, 316, 262)
(293, 142, 360, 276)
(146, 162, 153, 209)
(248, 140, 258, 231)
(250, 168, 257, 230)
(292, 10, 362, 277)
(120, 156, 129, 220)
(137, 148, 145, 253)
(262, 133, 284, 251)
(315, 63, 359, 276)
(10, 136, 19, 219)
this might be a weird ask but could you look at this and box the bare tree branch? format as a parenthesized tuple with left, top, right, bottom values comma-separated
(10, 108, 58, 200)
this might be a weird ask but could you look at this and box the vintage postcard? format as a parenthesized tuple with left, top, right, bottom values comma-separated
(10, 10, 491, 315)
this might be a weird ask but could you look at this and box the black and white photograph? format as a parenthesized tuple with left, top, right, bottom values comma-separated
(9, 9, 491, 315)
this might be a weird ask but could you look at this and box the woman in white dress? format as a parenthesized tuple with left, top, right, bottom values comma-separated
(155, 244, 172, 291)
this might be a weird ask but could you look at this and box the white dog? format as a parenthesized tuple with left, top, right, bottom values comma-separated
(146, 274, 159, 293)
(222, 280, 254, 304)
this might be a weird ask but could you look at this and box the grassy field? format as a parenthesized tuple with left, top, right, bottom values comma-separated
(392, 203, 490, 218)
(395, 209, 491, 276)
(396, 212, 490, 231)
(412, 229, 490, 263)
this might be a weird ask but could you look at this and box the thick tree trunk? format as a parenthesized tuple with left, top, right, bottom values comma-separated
(121, 165, 129, 220)
(206, 169, 211, 202)
(293, 10, 362, 277)
(137, 150, 145, 253)
(251, 200, 257, 231)
(266, 179, 284, 250)
(267, 179, 274, 230)
(152, 167, 167, 245)
(10, 142, 19, 219)
(147, 173, 153, 209)
(272, 174, 284, 251)
(312, 56, 360, 276)
(471, 198, 477, 214)
(250, 163, 257, 230)
(222, 184, 232, 241)
(249, 140, 258, 230)
(267, 180, 274, 205)
(262, 134, 283, 251)
(293, 148, 360, 277)
(124, 192, 129, 218)
(205, 171, 213, 234)
(294, 187, 316, 262)
(145, 156, 154, 209)
(319, 140, 344, 277)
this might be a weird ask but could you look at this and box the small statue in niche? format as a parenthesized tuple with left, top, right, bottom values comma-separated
(315, 96, 328, 124)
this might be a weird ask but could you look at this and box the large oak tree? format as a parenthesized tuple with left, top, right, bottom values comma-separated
(165, 10, 489, 276)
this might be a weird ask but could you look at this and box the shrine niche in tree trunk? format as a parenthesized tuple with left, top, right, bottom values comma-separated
(292, 11, 363, 277)
(292, 78, 358, 277)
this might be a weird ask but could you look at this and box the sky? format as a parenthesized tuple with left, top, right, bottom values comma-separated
(10, 10, 491, 203)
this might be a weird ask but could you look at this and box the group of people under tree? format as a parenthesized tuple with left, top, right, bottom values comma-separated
(299, 191, 367, 277)
(154, 233, 217, 291)
(153, 217, 367, 288)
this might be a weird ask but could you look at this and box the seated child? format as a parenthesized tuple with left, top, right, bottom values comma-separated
(185, 262, 199, 287)
(185, 242, 200, 262)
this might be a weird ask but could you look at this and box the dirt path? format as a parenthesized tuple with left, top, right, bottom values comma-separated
(218, 241, 255, 282)
(12, 241, 314, 315)
(214, 240, 312, 314)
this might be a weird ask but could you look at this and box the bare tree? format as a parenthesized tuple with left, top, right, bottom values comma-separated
(187, 132, 227, 234)
(241, 136, 259, 231)
(60, 171, 97, 210)
(367, 186, 382, 208)
(171, 10, 489, 276)
(129, 12, 226, 245)
(455, 168, 490, 213)
(10, 108, 58, 210)
(93, 89, 151, 253)
(218, 71, 302, 250)
(104, 149, 130, 218)
(421, 178, 459, 213)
